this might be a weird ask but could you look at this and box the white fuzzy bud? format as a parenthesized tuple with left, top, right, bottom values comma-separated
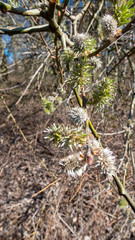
(101, 14, 118, 41)
(68, 107, 88, 126)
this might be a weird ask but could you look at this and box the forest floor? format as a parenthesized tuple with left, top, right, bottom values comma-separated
(0, 66, 135, 240)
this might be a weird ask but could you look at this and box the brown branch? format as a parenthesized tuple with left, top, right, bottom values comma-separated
(86, 0, 104, 34)
(76, 1, 93, 21)
(107, 47, 135, 75)
(122, 17, 135, 34)
(88, 40, 110, 58)
(73, 1, 94, 35)
(58, 0, 70, 25)
(78, 0, 93, 32)
(48, 0, 57, 19)
(88, 18, 135, 58)
(21, 0, 57, 66)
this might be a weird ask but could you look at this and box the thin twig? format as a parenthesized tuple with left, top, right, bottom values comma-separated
(98, 130, 125, 136)
(32, 178, 61, 198)
(58, 0, 70, 25)
(118, 58, 135, 171)
(58, 214, 76, 235)
(88, 22, 135, 59)
(78, 0, 93, 32)
(86, 0, 104, 34)
(15, 54, 50, 105)
(69, 177, 84, 202)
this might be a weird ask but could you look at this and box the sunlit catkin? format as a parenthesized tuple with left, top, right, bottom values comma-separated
(101, 14, 119, 42)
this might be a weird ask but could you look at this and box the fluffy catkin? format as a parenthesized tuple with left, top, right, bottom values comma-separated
(101, 14, 118, 41)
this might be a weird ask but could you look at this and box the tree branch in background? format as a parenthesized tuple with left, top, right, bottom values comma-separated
(73, 0, 93, 34)
(78, 0, 93, 32)
(20, 0, 57, 66)
(86, 0, 104, 34)
(58, 0, 70, 25)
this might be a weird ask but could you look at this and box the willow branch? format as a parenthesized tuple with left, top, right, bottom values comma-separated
(0, 20, 73, 48)
(41, 6, 74, 47)
(0, 24, 51, 35)
(0, 14, 73, 47)
(0, 1, 74, 47)
(88, 40, 110, 58)
(113, 174, 135, 212)
(48, 0, 57, 19)
(36, 1, 76, 21)
(88, 120, 100, 140)
(0, 1, 41, 16)
(73, 80, 135, 213)
(73, 88, 83, 107)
